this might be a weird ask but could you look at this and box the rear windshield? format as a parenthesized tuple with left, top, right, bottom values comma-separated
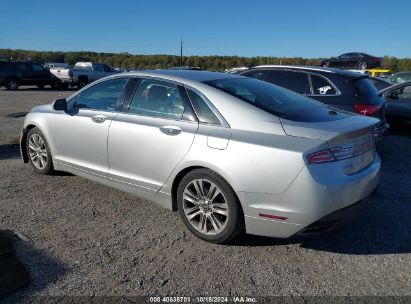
(204, 78, 341, 121)
(353, 78, 380, 103)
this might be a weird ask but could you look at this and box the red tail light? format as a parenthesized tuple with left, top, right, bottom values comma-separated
(306, 138, 372, 164)
(353, 104, 381, 116)
(371, 58, 381, 62)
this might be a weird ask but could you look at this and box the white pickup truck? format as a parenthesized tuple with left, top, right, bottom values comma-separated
(72, 62, 119, 89)
(45, 63, 72, 89)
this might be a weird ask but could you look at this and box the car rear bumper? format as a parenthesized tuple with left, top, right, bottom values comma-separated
(239, 154, 381, 238)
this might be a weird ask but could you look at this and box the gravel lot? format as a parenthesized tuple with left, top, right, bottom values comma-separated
(0, 87, 410, 300)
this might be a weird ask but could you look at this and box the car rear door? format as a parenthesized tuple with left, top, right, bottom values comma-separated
(107, 77, 198, 193)
(52, 77, 132, 177)
(30, 63, 52, 86)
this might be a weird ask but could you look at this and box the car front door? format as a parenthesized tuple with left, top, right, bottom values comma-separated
(30, 63, 51, 86)
(108, 78, 198, 193)
(385, 84, 411, 123)
(52, 77, 131, 178)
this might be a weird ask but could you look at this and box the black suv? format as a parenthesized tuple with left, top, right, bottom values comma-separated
(0, 61, 61, 90)
(240, 65, 389, 139)
(319, 53, 382, 70)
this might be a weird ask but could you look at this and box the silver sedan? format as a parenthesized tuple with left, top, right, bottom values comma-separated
(20, 70, 381, 243)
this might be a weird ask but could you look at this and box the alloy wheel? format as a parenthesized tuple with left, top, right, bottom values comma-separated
(182, 179, 229, 235)
(28, 134, 48, 170)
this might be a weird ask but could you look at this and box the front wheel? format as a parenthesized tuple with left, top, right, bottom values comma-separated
(177, 169, 244, 243)
(6, 79, 18, 90)
(26, 127, 54, 175)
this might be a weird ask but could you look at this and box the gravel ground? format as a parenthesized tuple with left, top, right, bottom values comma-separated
(0, 88, 410, 300)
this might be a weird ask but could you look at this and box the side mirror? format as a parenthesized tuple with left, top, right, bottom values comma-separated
(52, 98, 67, 111)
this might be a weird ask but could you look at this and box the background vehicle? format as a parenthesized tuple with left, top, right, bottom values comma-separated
(225, 67, 249, 74)
(0, 61, 61, 90)
(240, 65, 389, 140)
(368, 76, 392, 91)
(367, 69, 392, 78)
(379, 81, 411, 126)
(20, 70, 380, 243)
(48, 65, 72, 89)
(320, 53, 382, 70)
(44, 62, 70, 69)
(388, 71, 411, 84)
(72, 62, 118, 89)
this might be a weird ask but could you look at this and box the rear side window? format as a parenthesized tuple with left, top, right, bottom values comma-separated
(31, 63, 46, 72)
(129, 79, 185, 120)
(267, 70, 311, 94)
(187, 89, 220, 124)
(353, 78, 380, 103)
(310, 74, 337, 95)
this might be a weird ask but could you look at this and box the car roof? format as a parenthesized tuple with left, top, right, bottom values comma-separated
(249, 65, 367, 78)
(120, 69, 241, 83)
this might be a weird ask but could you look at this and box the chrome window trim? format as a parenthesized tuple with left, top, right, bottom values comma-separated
(183, 85, 230, 128)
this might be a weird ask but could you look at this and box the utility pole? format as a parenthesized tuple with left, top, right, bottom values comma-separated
(180, 38, 183, 66)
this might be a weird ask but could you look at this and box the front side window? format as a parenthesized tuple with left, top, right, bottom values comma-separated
(310, 74, 337, 95)
(103, 64, 112, 72)
(267, 70, 311, 94)
(93, 63, 103, 71)
(128, 79, 185, 120)
(187, 89, 220, 124)
(73, 78, 129, 111)
(32, 63, 46, 72)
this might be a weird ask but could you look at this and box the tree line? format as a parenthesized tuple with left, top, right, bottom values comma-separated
(0, 49, 410, 72)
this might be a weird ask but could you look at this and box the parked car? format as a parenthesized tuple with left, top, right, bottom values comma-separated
(48, 65, 72, 89)
(169, 66, 202, 70)
(320, 53, 382, 70)
(0, 61, 62, 90)
(368, 76, 392, 91)
(44, 62, 70, 69)
(72, 62, 118, 89)
(239, 65, 389, 140)
(379, 81, 411, 126)
(20, 70, 380, 243)
(388, 71, 411, 84)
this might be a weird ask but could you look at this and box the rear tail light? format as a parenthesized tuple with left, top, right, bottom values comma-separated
(371, 58, 381, 62)
(354, 104, 381, 116)
(306, 139, 372, 164)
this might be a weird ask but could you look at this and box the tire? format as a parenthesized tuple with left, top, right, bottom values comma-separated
(77, 78, 88, 89)
(37, 84, 45, 89)
(177, 169, 244, 243)
(321, 61, 330, 68)
(50, 81, 61, 89)
(26, 127, 54, 175)
(5, 79, 18, 91)
(357, 62, 367, 70)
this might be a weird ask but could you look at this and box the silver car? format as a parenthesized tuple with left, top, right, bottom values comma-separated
(20, 70, 381, 243)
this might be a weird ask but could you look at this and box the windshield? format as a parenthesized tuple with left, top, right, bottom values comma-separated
(203, 77, 325, 118)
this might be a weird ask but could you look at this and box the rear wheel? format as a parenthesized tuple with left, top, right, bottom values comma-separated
(357, 61, 367, 70)
(26, 127, 54, 175)
(77, 78, 88, 89)
(321, 61, 330, 68)
(177, 169, 244, 243)
(5, 79, 18, 90)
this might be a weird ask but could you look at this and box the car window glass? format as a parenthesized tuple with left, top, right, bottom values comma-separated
(310, 74, 337, 95)
(395, 85, 411, 99)
(241, 70, 269, 81)
(19, 63, 29, 72)
(340, 54, 350, 59)
(268, 70, 311, 94)
(74, 78, 129, 111)
(187, 89, 220, 124)
(129, 79, 185, 120)
(93, 64, 103, 71)
(32, 64, 45, 72)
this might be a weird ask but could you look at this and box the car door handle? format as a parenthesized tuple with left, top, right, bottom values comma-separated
(91, 115, 106, 123)
(160, 126, 181, 136)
